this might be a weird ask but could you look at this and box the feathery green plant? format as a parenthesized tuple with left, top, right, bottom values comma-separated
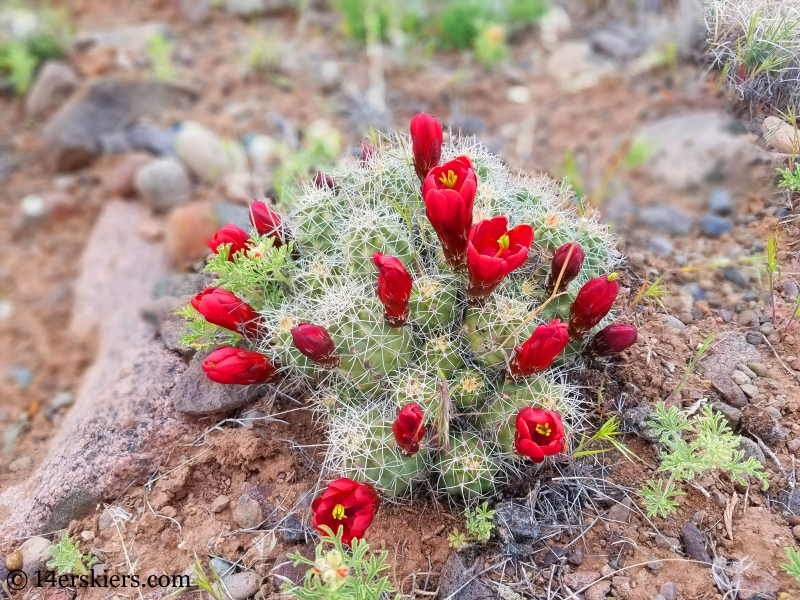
(47, 534, 95, 576)
(782, 547, 800, 583)
(465, 502, 495, 543)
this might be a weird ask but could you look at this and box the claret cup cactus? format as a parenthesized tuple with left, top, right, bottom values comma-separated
(186, 113, 633, 505)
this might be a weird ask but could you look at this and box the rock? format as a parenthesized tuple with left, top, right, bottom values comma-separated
(210, 557, 236, 578)
(712, 376, 747, 408)
(43, 78, 197, 171)
(762, 116, 798, 154)
(646, 555, 663, 574)
(223, 0, 266, 16)
(698, 214, 732, 237)
(25, 61, 80, 119)
(698, 334, 760, 381)
(660, 582, 677, 600)
(737, 310, 758, 326)
(165, 201, 217, 268)
(214, 201, 252, 230)
(622, 405, 659, 442)
(793, 525, 800, 541)
(585, 580, 611, 600)
(75, 23, 173, 57)
(610, 576, 632, 598)
(105, 153, 154, 197)
(178, 0, 212, 23)
(602, 188, 635, 225)
(154, 274, 206, 299)
(141, 295, 194, 356)
(134, 158, 191, 212)
(708, 188, 733, 215)
(759, 322, 773, 335)
(50, 390, 74, 411)
(233, 494, 264, 530)
(736, 437, 764, 464)
(712, 491, 727, 507)
(211, 495, 230, 513)
(648, 236, 673, 257)
(545, 41, 613, 92)
(607, 497, 632, 523)
(636, 205, 693, 236)
(271, 548, 313, 589)
(506, 86, 531, 104)
(223, 172, 257, 205)
(681, 523, 711, 565)
(126, 124, 177, 156)
(5, 550, 22, 571)
(785, 281, 799, 298)
(730, 370, 751, 385)
(8, 456, 32, 473)
(745, 331, 763, 345)
(568, 547, 584, 566)
(718, 309, 733, 323)
(746, 362, 767, 377)
(494, 501, 541, 541)
(663, 315, 685, 330)
(176, 122, 233, 183)
(741, 408, 789, 446)
(283, 514, 306, 543)
(564, 571, 600, 590)
(740, 383, 759, 398)
(0, 202, 198, 543)
(438, 553, 495, 600)
(738, 570, 781, 600)
(711, 401, 741, 426)
(170, 351, 260, 416)
(221, 570, 262, 600)
(19, 536, 52, 576)
(678, 311, 694, 325)
(590, 29, 635, 60)
(789, 488, 800, 515)
(654, 534, 679, 550)
(723, 268, 750, 288)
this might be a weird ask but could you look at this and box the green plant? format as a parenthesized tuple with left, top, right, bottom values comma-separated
(465, 502, 495, 542)
(283, 525, 395, 600)
(671, 333, 713, 399)
(572, 415, 635, 461)
(638, 478, 684, 519)
(766, 231, 779, 321)
(782, 547, 800, 583)
(274, 121, 342, 201)
(46, 534, 95, 576)
(447, 528, 469, 550)
(191, 555, 225, 600)
(0, 41, 37, 93)
(145, 33, 177, 80)
(473, 23, 508, 69)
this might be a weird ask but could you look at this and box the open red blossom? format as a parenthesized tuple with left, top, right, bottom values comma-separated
(410, 112, 443, 182)
(191, 287, 261, 338)
(373, 253, 412, 327)
(514, 408, 566, 463)
(510, 320, 570, 377)
(546, 243, 585, 294)
(208, 224, 251, 259)
(422, 155, 477, 268)
(466, 216, 533, 302)
(568, 274, 619, 339)
(291, 322, 340, 368)
(202, 347, 279, 385)
(312, 478, 380, 545)
(392, 403, 426, 455)
(590, 323, 638, 356)
(249, 201, 285, 247)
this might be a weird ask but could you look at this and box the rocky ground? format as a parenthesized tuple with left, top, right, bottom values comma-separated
(1, 0, 800, 599)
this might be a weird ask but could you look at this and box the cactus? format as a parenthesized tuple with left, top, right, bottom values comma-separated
(188, 126, 623, 502)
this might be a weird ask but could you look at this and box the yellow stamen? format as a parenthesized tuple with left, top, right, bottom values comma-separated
(332, 504, 346, 520)
(607, 272, 618, 282)
(498, 234, 510, 250)
(535, 423, 551, 437)
(439, 170, 458, 189)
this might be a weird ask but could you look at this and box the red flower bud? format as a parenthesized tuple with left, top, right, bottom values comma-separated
(360, 142, 376, 163)
(510, 319, 570, 377)
(590, 323, 638, 356)
(392, 403, 426, 455)
(291, 322, 340, 368)
(312, 478, 380, 545)
(422, 155, 477, 268)
(202, 347, 279, 385)
(410, 112, 443, 182)
(249, 201, 285, 247)
(466, 216, 533, 302)
(191, 287, 261, 338)
(208, 224, 251, 258)
(314, 171, 336, 191)
(514, 408, 565, 463)
(568, 274, 619, 339)
(546, 243, 585, 293)
(373, 252, 412, 327)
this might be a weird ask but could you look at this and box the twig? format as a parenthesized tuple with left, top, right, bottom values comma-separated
(761, 332, 800, 384)
(751, 433, 786, 477)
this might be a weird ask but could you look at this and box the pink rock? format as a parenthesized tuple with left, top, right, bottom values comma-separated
(165, 201, 217, 268)
(25, 61, 81, 119)
(105, 153, 154, 197)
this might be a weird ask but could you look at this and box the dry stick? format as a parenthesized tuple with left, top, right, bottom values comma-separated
(760, 332, 800, 385)
(106, 502, 145, 600)
(751, 432, 786, 478)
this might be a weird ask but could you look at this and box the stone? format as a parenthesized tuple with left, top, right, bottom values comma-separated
(170, 351, 260, 416)
(126, 124, 178, 156)
(210, 557, 236, 578)
(165, 202, 217, 267)
(738, 570, 781, 600)
(654, 534, 679, 550)
(636, 205, 693, 236)
(712, 491, 727, 507)
(590, 29, 635, 60)
(698, 214, 732, 237)
(43, 78, 198, 171)
(610, 576, 632, 597)
(233, 494, 264, 530)
(75, 23, 173, 57)
(223, 0, 266, 16)
(623, 405, 659, 442)
(712, 375, 748, 408)
(723, 268, 750, 288)
(16, 192, 79, 228)
(214, 201, 252, 230)
(708, 188, 733, 215)
(564, 571, 600, 590)
(681, 523, 711, 565)
(8, 456, 32, 473)
(741, 408, 789, 446)
(746, 331, 764, 345)
(0, 202, 198, 543)
(759, 323, 773, 335)
(568, 547, 584, 566)
(211, 495, 230, 513)
(697, 334, 760, 381)
(663, 315, 685, 330)
(283, 514, 306, 543)
(736, 437, 764, 464)
(176, 122, 233, 183)
(585, 580, 611, 600)
(648, 235, 673, 257)
(19, 536, 51, 576)
(438, 553, 495, 600)
(746, 362, 767, 377)
(5, 551, 22, 571)
(545, 41, 613, 92)
(762, 116, 798, 154)
(737, 310, 758, 326)
(271, 548, 314, 589)
(718, 309, 733, 323)
(730, 370, 751, 385)
(494, 501, 541, 541)
(660, 582, 678, 600)
(793, 525, 800, 540)
(711, 401, 741, 426)
(105, 153, 154, 197)
(785, 281, 799, 298)
(789, 488, 800, 515)
(221, 570, 262, 600)
(134, 158, 191, 212)
(607, 497, 632, 523)
(25, 61, 80, 119)
(141, 295, 194, 356)
(740, 384, 759, 399)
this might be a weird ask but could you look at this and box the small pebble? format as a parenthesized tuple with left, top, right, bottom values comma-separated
(506, 86, 531, 104)
(698, 213, 732, 237)
(766, 407, 782, 421)
(664, 315, 685, 330)
(723, 268, 750, 288)
(712, 492, 727, 508)
(746, 331, 763, 345)
(793, 525, 800, 541)
(730, 370, 750, 386)
(211, 495, 230, 513)
(759, 323, 774, 335)
(740, 384, 759, 398)
(737, 309, 758, 326)
(747, 362, 768, 377)
(660, 582, 678, 600)
(708, 188, 733, 215)
(5, 551, 22, 571)
(737, 363, 758, 378)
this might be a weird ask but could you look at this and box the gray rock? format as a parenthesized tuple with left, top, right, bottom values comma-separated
(730, 370, 750, 386)
(602, 188, 635, 225)
(746, 331, 764, 345)
(718, 309, 733, 323)
(648, 235, 673, 257)
(740, 383, 759, 398)
(234, 493, 264, 530)
(153, 273, 205, 299)
(564, 571, 601, 590)
(736, 437, 764, 465)
(736, 363, 758, 378)
(711, 401, 741, 427)
(170, 351, 260, 415)
(43, 78, 197, 171)
(545, 41, 613, 91)
(660, 582, 678, 600)
(681, 523, 711, 565)
(568, 547, 584, 566)
(448, 115, 486, 136)
(222, 0, 266, 16)
(623, 405, 659, 442)
(590, 28, 636, 60)
(211, 495, 230, 513)
(210, 557, 236, 578)
(636, 205, 693, 236)
(723, 268, 749, 288)
(438, 553, 495, 600)
(711, 375, 748, 408)
(746, 362, 767, 377)
(25, 61, 80, 119)
(766, 407, 782, 421)
(494, 501, 540, 541)
(141, 295, 194, 356)
(607, 497, 632, 523)
(664, 315, 685, 330)
(646, 555, 663, 574)
(697, 334, 760, 381)
(784, 281, 799, 298)
(654, 534, 679, 550)
(737, 310, 758, 326)
(134, 158, 191, 212)
(708, 188, 733, 215)
(74, 23, 173, 56)
(759, 322, 774, 335)
(283, 514, 306, 543)
(214, 201, 252, 231)
(221, 570, 262, 600)
(698, 214, 732, 237)
(126, 123, 178, 156)
(176, 122, 233, 183)
(19, 536, 52, 576)
(585, 580, 611, 600)
(787, 487, 800, 515)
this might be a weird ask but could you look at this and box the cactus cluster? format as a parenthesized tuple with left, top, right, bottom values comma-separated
(188, 119, 626, 503)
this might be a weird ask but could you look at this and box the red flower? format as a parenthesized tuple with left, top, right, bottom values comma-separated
(510, 320, 570, 377)
(514, 408, 566, 463)
(314, 171, 336, 191)
(208, 224, 251, 258)
(249, 201, 284, 247)
(392, 403, 426, 455)
(410, 112, 443, 182)
(291, 322, 340, 368)
(312, 478, 380, 545)
(466, 216, 533, 302)
(568, 274, 619, 339)
(373, 253, 412, 327)
(202, 347, 279, 385)
(546, 243, 585, 293)
(191, 287, 261, 338)
(360, 142, 376, 162)
(422, 155, 477, 268)
(590, 323, 638, 356)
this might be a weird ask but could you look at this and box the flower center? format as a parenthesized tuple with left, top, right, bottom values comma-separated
(332, 504, 346, 520)
(439, 170, 458, 189)
(607, 272, 618, 282)
(493, 233, 511, 258)
(535, 423, 551, 437)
